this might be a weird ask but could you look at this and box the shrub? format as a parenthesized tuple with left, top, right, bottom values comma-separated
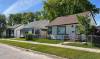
(25, 32, 33, 41)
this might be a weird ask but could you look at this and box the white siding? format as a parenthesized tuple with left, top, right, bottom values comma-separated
(88, 13, 96, 26)
(50, 24, 78, 40)
(66, 24, 77, 34)
(14, 25, 24, 38)
(66, 24, 77, 40)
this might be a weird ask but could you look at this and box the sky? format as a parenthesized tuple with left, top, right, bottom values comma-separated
(0, 0, 99, 25)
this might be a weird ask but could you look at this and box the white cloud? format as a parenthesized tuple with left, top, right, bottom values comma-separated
(3, 0, 42, 15)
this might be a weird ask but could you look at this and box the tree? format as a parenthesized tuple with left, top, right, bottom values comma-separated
(43, 0, 100, 20)
(8, 12, 35, 25)
(77, 16, 92, 35)
(8, 13, 22, 25)
(0, 14, 6, 37)
(21, 12, 35, 24)
(76, 15, 97, 43)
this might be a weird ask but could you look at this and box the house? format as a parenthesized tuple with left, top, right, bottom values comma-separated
(6, 24, 24, 38)
(96, 26, 100, 35)
(47, 11, 97, 40)
(97, 26, 100, 30)
(20, 20, 49, 38)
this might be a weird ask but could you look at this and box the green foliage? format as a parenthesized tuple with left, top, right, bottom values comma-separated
(77, 16, 92, 35)
(8, 12, 36, 25)
(0, 15, 6, 37)
(1, 40, 100, 59)
(25, 32, 33, 41)
(43, 0, 100, 20)
(8, 13, 22, 25)
(15, 38, 63, 44)
(64, 42, 93, 48)
(21, 12, 35, 24)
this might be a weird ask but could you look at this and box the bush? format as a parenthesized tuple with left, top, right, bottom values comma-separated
(25, 32, 33, 41)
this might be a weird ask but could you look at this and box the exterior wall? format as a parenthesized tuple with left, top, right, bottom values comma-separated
(50, 24, 78, 40)
(2, 30, 6, 37)
(66, 24, 77, 40)
(40, 29, 47, 38)
(88, 13, 96, 26)
(20, 28, 33, 37)
(66, 24, 76, 34)
(14, 25, 24, 38)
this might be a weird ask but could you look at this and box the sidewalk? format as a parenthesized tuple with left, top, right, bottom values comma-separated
(2, 39, 100, 53)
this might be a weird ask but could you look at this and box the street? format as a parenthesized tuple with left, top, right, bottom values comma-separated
(0, 44, 55, 59)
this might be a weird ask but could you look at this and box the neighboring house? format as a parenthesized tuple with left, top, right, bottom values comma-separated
(20, 20, 49, 38)
(47, 11, 97, 40)
(96, 26, 100, 35)
(6, 24, 24, 38)
(97, 26, 100, 30)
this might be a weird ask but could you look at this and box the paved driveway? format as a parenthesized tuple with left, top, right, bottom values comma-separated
(0, 44, 55, 59)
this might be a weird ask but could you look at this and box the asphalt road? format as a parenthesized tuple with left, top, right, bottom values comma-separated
(0, 44, 55, 59)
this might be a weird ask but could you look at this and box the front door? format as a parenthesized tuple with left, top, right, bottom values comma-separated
(70, 31, 76, 40)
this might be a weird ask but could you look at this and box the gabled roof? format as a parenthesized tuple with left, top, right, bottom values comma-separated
(23, 20, 49, 29)
(47, 11, 91, 26)
(7, 24, 22, 29)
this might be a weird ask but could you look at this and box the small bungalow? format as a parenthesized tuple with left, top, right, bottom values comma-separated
(20, 20, 49, 38)
(47, 11, 97, 40)
(6, 24, 24, 38)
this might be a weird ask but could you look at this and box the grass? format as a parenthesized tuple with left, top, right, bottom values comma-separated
(14, 38, 63, 44)
(63, 42, 95, 48)
(0, 40, 100, 59)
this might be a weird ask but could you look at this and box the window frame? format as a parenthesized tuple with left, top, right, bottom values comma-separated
(57, 26, 66, 35)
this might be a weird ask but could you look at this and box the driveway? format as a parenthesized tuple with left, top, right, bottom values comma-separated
(0, 44, 56, 59)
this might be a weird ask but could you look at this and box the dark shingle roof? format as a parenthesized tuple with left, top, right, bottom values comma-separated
(23, 20, 49, 29)
(48, 11, 90, 26)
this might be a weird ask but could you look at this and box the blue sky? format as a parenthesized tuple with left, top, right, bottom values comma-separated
(0, 0, 100, 25)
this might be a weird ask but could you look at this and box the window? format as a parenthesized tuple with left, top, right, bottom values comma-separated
(48, 27, 52, 34)
(32, 29, 34, 34)
(72, 24, 74, 27)
(57, 26, 66, 35)
(72, 31, 74, 33)
(35, 29, 40, 34)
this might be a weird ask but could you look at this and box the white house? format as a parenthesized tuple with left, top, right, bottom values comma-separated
(47, 11, 97, 40)
(6, 24, 24, 38)
(6, 20, 49, 38)
(20, 20, 49, 38)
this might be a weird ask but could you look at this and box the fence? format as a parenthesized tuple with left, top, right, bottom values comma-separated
(25, 34, 100, 42)
(87, 35, 100, 47)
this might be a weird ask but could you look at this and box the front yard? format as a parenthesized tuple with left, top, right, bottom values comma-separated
(62, 42, 100, 49)
(13, 38, 63, 44)
(63, 42, 93, 48)
(0, 40, 100, 59)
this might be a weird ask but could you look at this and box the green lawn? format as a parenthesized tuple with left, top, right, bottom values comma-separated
(14, 38, 63, 44)
(0, 40, 100, 59)
(63, 42, 95, 48)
